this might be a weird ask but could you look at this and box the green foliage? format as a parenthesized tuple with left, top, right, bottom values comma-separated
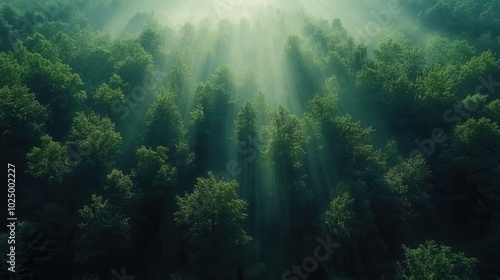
(0, 4, 24, 51)
(137, 28, 168, 61)
(235, 102, 258, 145)
(0, 221, 38, 279)
(460, 94, 488, 112)
(415, 50, 498, 111)
(189, 66, 237, 171)
(415, 64, 460, 107)
(460, 50, 499, 80)
(67, 111, 122, 169)
(268, 105, 307, 167)
(77, 194, 130, 261)
(113, 40, 154, 85)
(307, 92, 339, 123)
(174, 172, 251, 258)
(395, 240, 478, 280)
(1, 4, 21, 26)
(450, 117, 500, 161)
(328, 114, 385, 178)
(171, 140, 195, 175)
(425, 36, 475, 66)
(62, 28, 114, 86)
(306, 89, 386, 182)
(323, 75, 341, 96)
(0, 52, 24, 86)
(103, 169, 134, 208)
(251, 91, 271, 126)
(303, 18, 332, 55)
(192, 66, 236, 127)
(13, 44, 86, 118)
(266, 105, 307, 192)
(324, 180, 378, 241)
(0, 85, 48, 145)
(145, 88, 186, 150)
(304, 17, 366, 79)
(3, 2, 500, 278)
(304, 90, 339, 158)
(484, 99, 500, 123)
(384, 155, 432, 220)
(189, 104, 208, 151)
(168, 55, 192, 97)
(324, 192, 355, 239)
(92, 82, 124, 111)
(209, 65, 236, 114)
(403, 0, 500, 37)
(26, 33, 60, 61)
(357, 38, 424, 107)
(132, 145, 177, 197)
(26, 135, 69, 185)
(444, 117, 500, 237)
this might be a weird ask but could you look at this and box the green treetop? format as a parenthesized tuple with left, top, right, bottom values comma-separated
(395, 240, 478, 280)
(174, 172, 251, 259)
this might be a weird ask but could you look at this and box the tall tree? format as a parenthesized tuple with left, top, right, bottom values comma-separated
(67, 111, 122, 176)
(0, 52, 24, 86)
(174, 172, 251, 263)
(356, 38, 424, 120)
(189, 66, 236, 172)
(76, 194, 131, 262)
(235, 102, 258, 149)
(323, 180, 381, 277)
(383, 155, 432, 221)
(145, 88, 185, 150)
(234, 102, 259, 226)
(14, 43, 87, 131)
(26, 135, 70, 185)
(327, 114, 385, 180)
(144, 88, 193, 174)
(395, 240, 478, 280)
(112, 40, 154, 86)
(440, 117, 500, 237)
(103, 169, 135, 209)
(284, 35, 321, 104)
(91, 79, 125, 117)
(0, 85, 48, 151)
(264, 105, 310, 267)
(132, 145, 177, 199)
(266, 104, 308, 196)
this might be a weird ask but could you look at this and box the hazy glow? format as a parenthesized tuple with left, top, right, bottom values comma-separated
(98, 5, 420, 275)
(97, 0, 416, 152)
(103, 0, 398, 31)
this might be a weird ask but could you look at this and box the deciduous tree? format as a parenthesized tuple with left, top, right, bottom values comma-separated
(395, 240, 478, 280)
(174, 172, 251, 260)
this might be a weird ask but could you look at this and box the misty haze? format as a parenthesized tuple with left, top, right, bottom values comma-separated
(0, 0, 499, 279)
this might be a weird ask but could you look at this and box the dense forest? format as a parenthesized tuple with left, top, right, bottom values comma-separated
(0, 0, 500, 279)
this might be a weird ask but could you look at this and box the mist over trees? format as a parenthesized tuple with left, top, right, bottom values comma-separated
(1, 0, 500, 279)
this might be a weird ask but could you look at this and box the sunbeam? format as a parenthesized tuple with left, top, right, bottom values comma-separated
(1, 0, 500, 279)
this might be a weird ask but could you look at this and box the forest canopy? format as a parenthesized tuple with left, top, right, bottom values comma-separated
(0, 0, 499, 279)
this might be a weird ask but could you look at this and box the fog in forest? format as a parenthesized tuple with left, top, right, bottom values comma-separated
(0, 0, 499, 279)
